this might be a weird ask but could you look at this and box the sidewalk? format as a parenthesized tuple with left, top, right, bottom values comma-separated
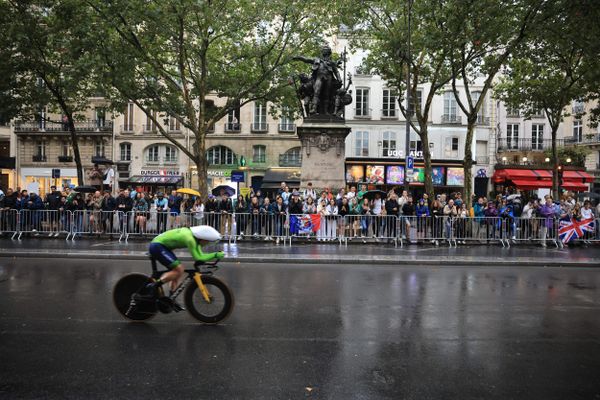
(1, 237, 599, 267)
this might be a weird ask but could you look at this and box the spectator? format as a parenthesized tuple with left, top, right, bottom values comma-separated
(272, 195, 287, 244)
(359, 198, 371, 242)
(443, 199, 458, 241)
(326, 198, 338, 241)
(234, 195, 246, 238)
(385, 193, 399, 240)
(473, 197, 485, 240)
(101, 191, 116, 235)
(281, 186, 291, 206)
(289, 191, 303, 214)
(302, 182, 317, 201)
(349, 197, 361, 239)
(248, 196, 261, 237)
(303, 196, 317, 214)
(45, 185, 62, 236)
(357, 184, 368, 202)
(430, 199, 443, 245)
(116, 190, 134, 233)
(204, 195, 219, 230)
(261, 197, 273, 241)
(401, 196, 415, 241)
(87, 164, 103, 189)
(193, 198, 204, 225)
(347, 186, 357, 202)
(168, 190, 183, 228)
(133, 192, 149, 234)
(539, 196, 555, 247)
(416, 198, 430, 239)
(0, 188, 17, 233)
(338, 197, 350, 238)
(457, 203, 468, 243)
(317, 199, 329, 242)
(483, 201, 498, 240)
(371, 193, 383, 239)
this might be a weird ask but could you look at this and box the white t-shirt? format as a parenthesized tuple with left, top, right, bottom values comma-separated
(581, 207, 593, 220)
(372, 199, 383, 215)
(103, 168, 115, 185)
(346, 191, 356, 200)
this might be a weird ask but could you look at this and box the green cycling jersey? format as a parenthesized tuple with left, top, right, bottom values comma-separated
(152, 227, 223, 263)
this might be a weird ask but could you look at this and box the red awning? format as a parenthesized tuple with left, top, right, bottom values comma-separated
(563, 170, 594, 183)
(561, 181, 589, 192)
(510, 179, 553, 190)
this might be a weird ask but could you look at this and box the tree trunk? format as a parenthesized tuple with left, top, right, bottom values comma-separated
(194, 132, 208, 202)
(420, 127, 434, 197)
(67, 116, 84, 185)
(551, 126, 559, 199)
(463, 122, 475, 210)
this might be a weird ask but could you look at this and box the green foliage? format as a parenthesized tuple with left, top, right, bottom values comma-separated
(544, 146, 590, 167)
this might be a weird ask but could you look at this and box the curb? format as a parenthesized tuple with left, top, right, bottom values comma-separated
(0, 250, 594, 268)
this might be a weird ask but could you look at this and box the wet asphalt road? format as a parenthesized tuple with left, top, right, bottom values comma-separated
(1, 258, 600, 399)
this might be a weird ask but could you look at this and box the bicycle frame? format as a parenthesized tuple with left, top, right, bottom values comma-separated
(149, 257, 214, 303)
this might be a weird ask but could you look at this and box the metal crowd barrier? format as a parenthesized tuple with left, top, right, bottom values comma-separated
(0, 210, 596, 247)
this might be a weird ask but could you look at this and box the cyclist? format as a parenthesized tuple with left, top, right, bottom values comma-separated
(145, 225, 225, 300)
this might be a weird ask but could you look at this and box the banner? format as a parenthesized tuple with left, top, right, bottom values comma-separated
(559, 217, 595, 243)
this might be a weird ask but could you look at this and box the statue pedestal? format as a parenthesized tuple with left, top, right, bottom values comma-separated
(297, 121, 351, 191)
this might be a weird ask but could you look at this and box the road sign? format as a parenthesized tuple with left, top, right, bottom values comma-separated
(231, 170, 245, 183)
(407, 156, 414, 170)
(52, 168, 61, 179)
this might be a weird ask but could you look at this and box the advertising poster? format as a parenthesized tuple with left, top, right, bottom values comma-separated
(345, 165, 364, 183)
(411, 167, 425, 183)
(432, 167, 445, 186)
(447, 167, 465, 186)
(385, 165, 405, 185)
(366, 165, 385, 184)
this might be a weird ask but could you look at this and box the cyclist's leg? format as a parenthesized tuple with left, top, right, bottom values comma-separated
(148, 243, 184, 292)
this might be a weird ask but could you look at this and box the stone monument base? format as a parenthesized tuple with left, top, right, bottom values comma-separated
(297, 121, 351, 191)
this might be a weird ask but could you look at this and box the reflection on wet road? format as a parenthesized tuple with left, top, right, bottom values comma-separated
(1, 258, 600, 399)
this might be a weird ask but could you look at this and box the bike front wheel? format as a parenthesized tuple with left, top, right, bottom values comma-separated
(184, 275, 234, 324)
(113, 273, 157, 321)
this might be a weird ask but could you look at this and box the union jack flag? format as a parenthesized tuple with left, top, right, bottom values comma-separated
(558, 217, 595, 243)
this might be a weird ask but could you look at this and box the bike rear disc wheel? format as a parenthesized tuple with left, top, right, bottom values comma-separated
(113, 273, 157, 321)
(184, 276, 234, 324)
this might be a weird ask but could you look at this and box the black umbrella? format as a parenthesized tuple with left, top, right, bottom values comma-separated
(211, 185, 236, 197)
(74, 185, 98, 193)
(577, 192, 600, 200)
(361, 190, 387, 201)
(91, 156, 114, 165)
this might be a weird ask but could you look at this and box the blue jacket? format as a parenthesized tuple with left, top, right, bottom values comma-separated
(416, 204, 430, 217)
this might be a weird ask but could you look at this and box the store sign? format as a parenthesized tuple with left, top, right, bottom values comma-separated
(384, 150, 424, 158)
(140, 169, 180, 176)
(231, 170, 245, 183)
(207, 170, 231, 177)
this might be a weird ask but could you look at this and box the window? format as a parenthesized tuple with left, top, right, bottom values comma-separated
(412, 89, 423, 115)
(472, 91, 484, 121)
(355, 88, 370, 117)
(506, 106, 520, 117)
(573, 119, 583, 142)
(253, 145, 266, 163)
(382, 89, 397, 117)
(410, 140, 423, 152)
(36, 140, 46, 157)
(207, 146, 237, 165)
(226, 106, 240, 131)
(280, 147, 301, 167)
(120, 143, 131, 161)
(164, 146, 178, 163)
(381, 131, 396, 156)
(169, 116, 181, 132)
(94, 141, 105, 157)
(253, 102, 267, 131)
(443, 92, 457, 121)
(146, 145, 159, 163)
(123, 103, 134, 131)
(572, 100, 584, 114)
(443, 137, 457, 158)
(507, 124, 519, 149)
(145, 111, 157, 132)
(95, 107, 106, 127)
(61, 141, 72, 157)
(532, 124, 544, 150)
(354, 131, 369, 156)
(279, 108, 295, 132)
(38, 107, 46, 129)
(451, 137, 459, 151)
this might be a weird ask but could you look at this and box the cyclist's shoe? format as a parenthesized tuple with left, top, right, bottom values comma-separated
(171, 299, 186, 312)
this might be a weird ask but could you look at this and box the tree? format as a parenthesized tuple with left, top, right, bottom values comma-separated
(441, 0, 545, 206)
(342, 0, 455, 196)
(495, 0, 599, 198)
(89, 0, 334, 198)
(2, 0, 102, 185)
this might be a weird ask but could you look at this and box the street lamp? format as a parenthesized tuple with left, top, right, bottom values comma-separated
(566, 157, 572, 163)
(522, 156, 528, 163)
(545, 157, 550, 162)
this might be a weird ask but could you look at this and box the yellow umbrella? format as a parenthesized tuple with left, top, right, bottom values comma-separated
(177, 188, 201, 197)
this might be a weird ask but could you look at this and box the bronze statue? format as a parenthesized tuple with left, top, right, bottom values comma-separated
(293, 45, 348, 117)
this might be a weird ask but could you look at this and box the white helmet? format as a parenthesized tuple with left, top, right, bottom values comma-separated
(190, 225, 221, 242)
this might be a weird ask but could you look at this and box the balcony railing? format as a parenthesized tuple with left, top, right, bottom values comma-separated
(380, 109, 398, 119)
(143, 124, 158, 133)
(476, 156, 490, 164)
(564, 134, 600, 145)
(251, 122, 268, 133)
(506, 110, 520, 117)
(530, 112, 545, 119)
(279, 154, 302, 167)
(15, 120, 113, 133)
(145, 157, 160, 164)
(497, 138, 564, 152)
(476, 115, 491, 126)
(354, 108, 372, 119)
(120, 124, 137, 134)
(32, 155, 47, 162)
(167, 126, 182, 133)
(224, 123, 241, 133)
(441, 114, 462, 124)
(278, 123, 296, 133)
(58, 155, 73, 163)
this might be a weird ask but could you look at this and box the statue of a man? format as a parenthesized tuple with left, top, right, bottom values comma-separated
(293, 46, 342, 115)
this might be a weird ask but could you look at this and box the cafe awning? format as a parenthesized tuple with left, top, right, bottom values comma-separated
(561, 181, 589, 192)
(124, 175, 183, 185)
(510, 179, 553, 190)
(492, 169, 552, 183)
(563, 170, 594, 183)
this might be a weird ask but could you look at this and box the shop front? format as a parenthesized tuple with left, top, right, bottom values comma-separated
(345, 158, 466, 197)
(20, 167, 79, 197)
(120, 168, 183, 194)
(0, 156, 16, 191)
(492, 167, 592, 194)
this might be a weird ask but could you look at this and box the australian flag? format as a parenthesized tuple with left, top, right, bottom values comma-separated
(289, 214, 321, 234)
(559, 217, 595, 243)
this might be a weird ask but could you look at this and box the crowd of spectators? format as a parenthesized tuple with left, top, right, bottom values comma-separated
(1, 182, 599, 246)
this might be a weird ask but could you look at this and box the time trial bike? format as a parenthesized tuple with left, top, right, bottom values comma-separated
(113, 255, 234, 324)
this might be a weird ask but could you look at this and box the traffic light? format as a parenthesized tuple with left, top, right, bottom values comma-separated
(239, 156, 246, 167)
